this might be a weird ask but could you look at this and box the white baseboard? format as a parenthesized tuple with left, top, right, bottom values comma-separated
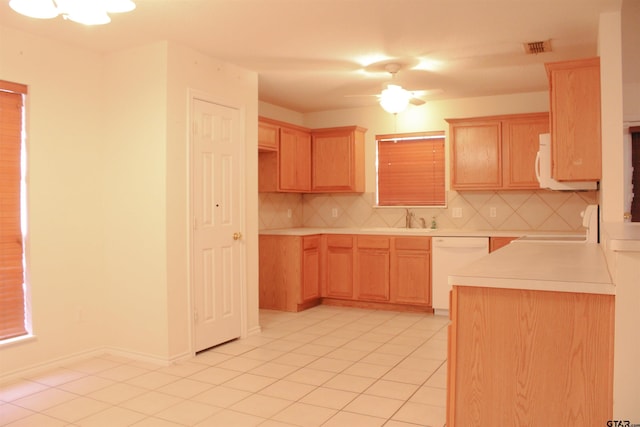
(0, 346, 193, 385)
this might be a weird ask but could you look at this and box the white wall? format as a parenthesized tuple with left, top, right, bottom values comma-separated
(0, 25, 107, 375)
(0, 27, 260, 378)
(101, 42, 172, 360)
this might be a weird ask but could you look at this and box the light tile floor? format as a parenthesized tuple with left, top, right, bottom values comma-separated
(0, 305, 450, 427)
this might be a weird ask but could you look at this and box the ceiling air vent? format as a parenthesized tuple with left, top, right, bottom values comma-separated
(524, 40, 552, 54)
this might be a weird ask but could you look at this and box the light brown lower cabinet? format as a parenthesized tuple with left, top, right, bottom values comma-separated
(489, 236, 518, 252)
(355, 235, 390, 301)
(390, 237, 431, 306)
(258, 235, 321, 312)
(260, 233, 433, 312)
(447, 285, 614, 426)
(323, 235, 355, 299)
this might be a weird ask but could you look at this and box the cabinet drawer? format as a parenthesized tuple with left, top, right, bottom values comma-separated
(394, 237, 431, 251)
(326, 235, 353, 248)
(357, 235, 390, 249)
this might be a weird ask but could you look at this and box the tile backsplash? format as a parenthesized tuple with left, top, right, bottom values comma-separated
(259, 190, 599, 232)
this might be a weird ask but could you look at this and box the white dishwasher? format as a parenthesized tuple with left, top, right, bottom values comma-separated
(432, 237, 489, 315)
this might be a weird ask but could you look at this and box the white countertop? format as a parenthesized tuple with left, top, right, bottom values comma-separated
(602, 222, 640, 252)
(259, 227, 584, 238)
(449, 241, 614, 295)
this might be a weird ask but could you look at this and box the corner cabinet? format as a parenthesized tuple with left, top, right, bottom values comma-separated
(258, 235, 321, 312)
(257, 117, 366, 193)
(447, 112, 549, 190)
(545, 57, 601, 181)
(311, 126, 366, 193)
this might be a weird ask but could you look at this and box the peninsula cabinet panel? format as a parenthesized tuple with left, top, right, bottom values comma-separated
(355, 235, 390, 302)
(447, 285, 614, 427)
(311, 126, 366, 193)
(546, 57, 601, 181)
(390, 237, 431, 305)
(258, 235, 320, 312)
(323, 235, 355, 299)
(279, 126, 311, 191)
(449, 120, 502, 189)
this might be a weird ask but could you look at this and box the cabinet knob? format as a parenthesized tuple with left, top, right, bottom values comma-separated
(233, 232, 243, 241)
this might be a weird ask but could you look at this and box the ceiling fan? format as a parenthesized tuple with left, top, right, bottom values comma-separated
(347, 62, 441, 114)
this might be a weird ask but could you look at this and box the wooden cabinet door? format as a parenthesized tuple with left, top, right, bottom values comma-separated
(324, 235, 354, 299)
(279, 126, 311, 191)
(502, 113, 548, 189)
(449, 120, 502, 190)
(546, 57, 601, 181)
(355, 236, 390, 301)
(489, 236, 517, 252)
(311, 126, 365, 192)
(301, 236, 321, 303)
(390, 237, 431, 305)
(258, 119, 279, 152)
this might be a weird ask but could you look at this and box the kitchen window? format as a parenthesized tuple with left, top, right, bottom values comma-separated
(0, 80, 28, 342)
(376, 131, 446, 207)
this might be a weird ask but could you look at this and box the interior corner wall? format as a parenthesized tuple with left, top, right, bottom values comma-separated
(598, 11, 625, 223)
(102, 42, 171, 360)
(0, 25, 107, 376)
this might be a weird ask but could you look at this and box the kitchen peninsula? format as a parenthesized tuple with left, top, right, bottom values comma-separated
(446, 240, 614, 426)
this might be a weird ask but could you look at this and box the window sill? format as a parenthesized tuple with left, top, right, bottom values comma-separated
(0, 334, 37, 349)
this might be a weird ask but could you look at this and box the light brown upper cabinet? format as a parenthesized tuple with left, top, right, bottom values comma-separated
(279, 125, 312, 191)
(545, 57, 601, 181)
(258, 117, 366, 193)
(258, 119, 279, 152)
(447, 112, 549, 190)
(311, 126, 366, 193)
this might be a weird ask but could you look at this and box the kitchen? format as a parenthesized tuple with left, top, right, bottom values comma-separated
(0, 0, 638, 425)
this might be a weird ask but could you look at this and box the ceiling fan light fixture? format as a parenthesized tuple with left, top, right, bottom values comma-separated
(379, 84, 411, 114)
(9, 0, 136, 25)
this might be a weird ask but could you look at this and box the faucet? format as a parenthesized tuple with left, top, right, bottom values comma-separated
(405, 209, 414, 228)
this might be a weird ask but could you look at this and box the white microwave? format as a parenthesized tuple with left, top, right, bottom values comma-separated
(535, 133, 598, 191)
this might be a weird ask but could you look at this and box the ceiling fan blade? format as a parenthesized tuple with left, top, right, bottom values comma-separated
(409, 97, 426, 106)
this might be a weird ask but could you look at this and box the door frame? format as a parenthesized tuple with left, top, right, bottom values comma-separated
(186, 89, 248, 356)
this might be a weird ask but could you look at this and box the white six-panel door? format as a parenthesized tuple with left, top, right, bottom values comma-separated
(191, 97, 243, 352)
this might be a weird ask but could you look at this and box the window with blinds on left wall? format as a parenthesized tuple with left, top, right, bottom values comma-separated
(0, 80, 28, 341)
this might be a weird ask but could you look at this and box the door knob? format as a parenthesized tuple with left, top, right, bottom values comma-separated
(233, 232, 242, 241)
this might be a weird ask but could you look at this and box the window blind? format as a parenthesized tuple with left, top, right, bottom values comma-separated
(0, 80, 27, 340)
(377, 133, 446, 206)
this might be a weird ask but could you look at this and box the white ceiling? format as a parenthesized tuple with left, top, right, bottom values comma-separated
(0, 0, 623, 113)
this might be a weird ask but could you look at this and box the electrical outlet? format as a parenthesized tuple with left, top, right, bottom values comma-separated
(452, 207, 463, 218)
(331, 208, 338, 218)
(490, 207, 497, 218)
